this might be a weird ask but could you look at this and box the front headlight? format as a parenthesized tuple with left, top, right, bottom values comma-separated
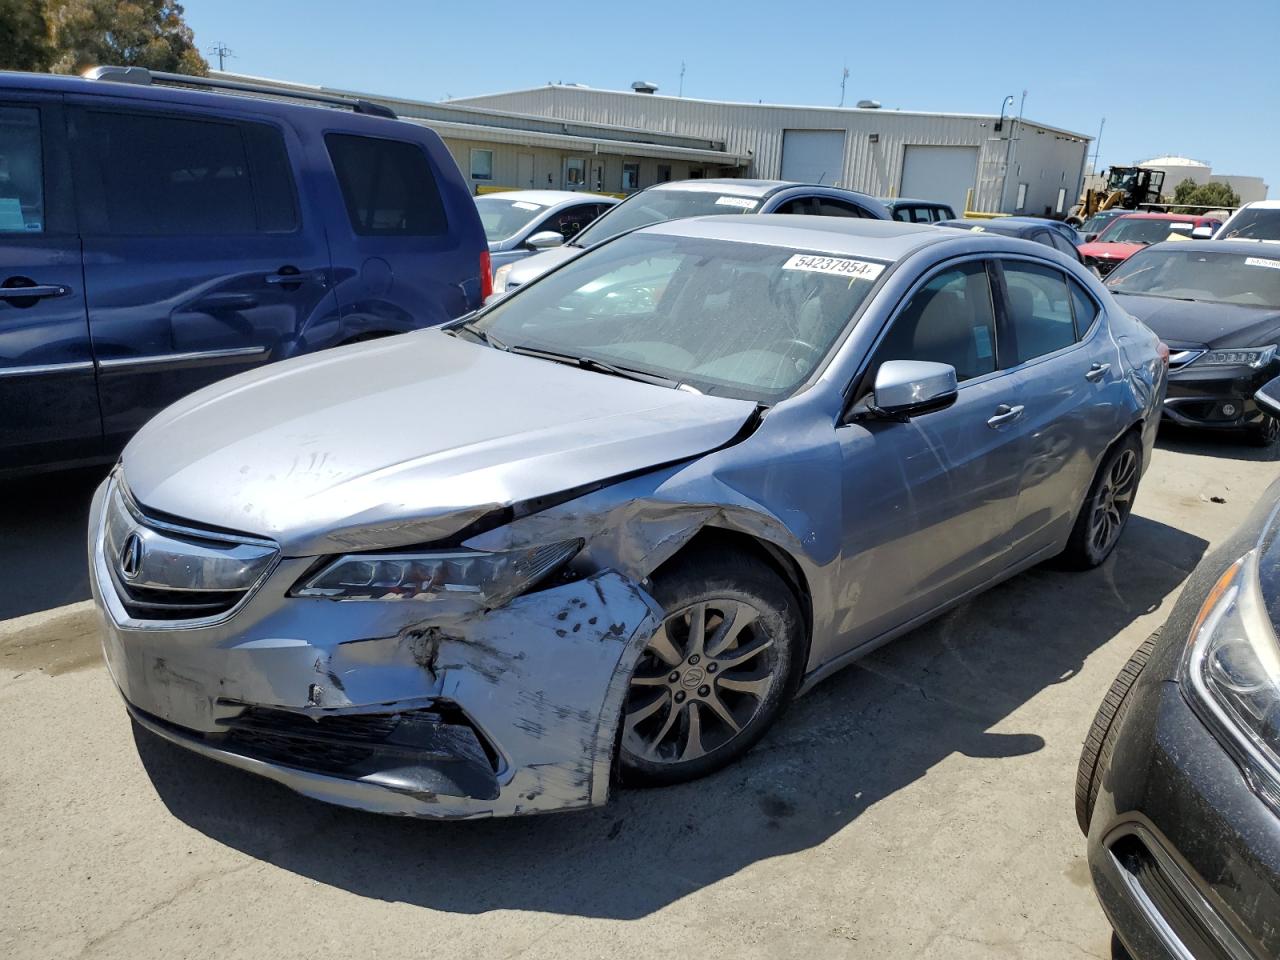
(491, 263, 514, 295)
(1183, 551, 1280, 807)
(291, 539, 582, 606)
(1192, 345, 1277, 369)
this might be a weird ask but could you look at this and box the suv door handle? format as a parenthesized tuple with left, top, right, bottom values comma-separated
(1085, 362, 1111, 382)
(264, 269, 323, 286)
(987, 403, 1025, 428)
(0, 283, 71, 301)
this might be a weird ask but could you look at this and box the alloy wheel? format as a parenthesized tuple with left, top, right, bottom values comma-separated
(623, 598, 778, 765)
(1088, 448, 1138, 557)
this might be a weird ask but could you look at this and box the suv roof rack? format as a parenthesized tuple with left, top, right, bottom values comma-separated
(81, 66, 398, 120)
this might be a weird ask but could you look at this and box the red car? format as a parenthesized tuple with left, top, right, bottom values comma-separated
(1079, 212, 1223, 276)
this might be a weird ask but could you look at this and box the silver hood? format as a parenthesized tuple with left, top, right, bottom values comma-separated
(121, 330, 757, 556)
(503, 245, 582, 289)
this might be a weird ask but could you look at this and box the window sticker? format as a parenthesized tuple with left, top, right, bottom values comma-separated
(715, 196, 757, 209)
(973, 324, 994, 360)
(781, 254, 885, 280)
(512, 201, 542, 211)
(1246, 256, 1280, 270)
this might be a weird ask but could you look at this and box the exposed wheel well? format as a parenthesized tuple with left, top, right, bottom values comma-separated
(649, 526, 814, 689)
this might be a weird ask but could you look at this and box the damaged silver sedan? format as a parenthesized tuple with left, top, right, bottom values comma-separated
(89, 216, 1165, 818)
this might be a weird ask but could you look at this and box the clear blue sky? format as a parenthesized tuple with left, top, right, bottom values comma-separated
(184, 0, 1277, 197)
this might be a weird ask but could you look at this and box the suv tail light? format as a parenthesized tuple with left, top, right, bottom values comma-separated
(479, 250, 493, 302)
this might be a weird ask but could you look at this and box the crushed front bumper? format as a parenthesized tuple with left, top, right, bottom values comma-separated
(88, 479, 663, 819)
(1163, 365, 1273, 432)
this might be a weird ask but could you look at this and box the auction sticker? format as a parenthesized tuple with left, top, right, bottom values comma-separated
(1246, 256, 1280, 270)
(782, 254, 885, 280)
(715, 196, 758, 209)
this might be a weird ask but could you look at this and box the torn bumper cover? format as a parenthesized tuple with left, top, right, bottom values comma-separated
(88, 482, 662, 819)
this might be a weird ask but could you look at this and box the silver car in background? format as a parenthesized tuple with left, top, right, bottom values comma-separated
(90, 217, 1164, 819)
(477, 190, 618, 274)
(490, 178, 892, 297)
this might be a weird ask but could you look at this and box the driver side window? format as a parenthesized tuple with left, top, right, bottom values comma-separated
(868, 261, 997, 383)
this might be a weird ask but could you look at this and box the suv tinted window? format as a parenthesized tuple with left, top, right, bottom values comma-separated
(1001, 261, 1077, 365)
(76, 111, 297, 235)
(0, 106, 43, 233)
(871, 261, 997, 382)
(326, 133, 447, 236)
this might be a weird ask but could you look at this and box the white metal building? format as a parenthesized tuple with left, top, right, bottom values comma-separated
(1137, 155, 1269, 204)
(454, 84, 1093, 215)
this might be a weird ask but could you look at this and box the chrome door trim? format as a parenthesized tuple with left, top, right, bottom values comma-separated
(0, 360, 96, 378)
(96, 345, 268, 371)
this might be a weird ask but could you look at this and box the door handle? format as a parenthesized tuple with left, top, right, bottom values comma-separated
(1085, 362, 1111, 382)
(0, 283, 71, 301)
(264, 268, 323, 286)
(987, 403, 1025, 428)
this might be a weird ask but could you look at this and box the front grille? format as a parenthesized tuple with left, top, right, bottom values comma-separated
(102, 479, 278, 623)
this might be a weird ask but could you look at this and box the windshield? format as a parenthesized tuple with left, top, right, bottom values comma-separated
(1096, 217, 1196, 245)
(1080, 212, 1121, 236)
(1219, 208, 1280, 242)
(1106, 249, 1280, 308)
(476, 196, 546, 242)
(471, 232, 886, 401)
(572, 189, 760, 247)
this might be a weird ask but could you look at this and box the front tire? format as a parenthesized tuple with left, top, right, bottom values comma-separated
(619, 549, 801, 786)
(1059, 432, 1142, 570)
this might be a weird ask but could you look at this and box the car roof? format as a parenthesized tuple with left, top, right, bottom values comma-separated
(1132, 239, 1280, 256)
(879, 197, 950, 207)
(639, 214, 952, 260)
(936, 218, 1032, 234)
(646, 178, 875, 201)
(1111, 212, 1199, 221)
(476, 190, 616, 206)
(1235, 200, 1280, 210)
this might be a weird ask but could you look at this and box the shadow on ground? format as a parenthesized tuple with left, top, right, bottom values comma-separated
(0, 467, 105, 620)
(1156, 423, 1280, 464)
(133, 511, 1206, 920)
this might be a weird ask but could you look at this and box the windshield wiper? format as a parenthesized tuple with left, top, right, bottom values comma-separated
(451, 321, 510, 351)
(505, 344, 679, 389)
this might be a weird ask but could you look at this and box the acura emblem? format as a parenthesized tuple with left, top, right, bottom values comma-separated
(119, 532, 144, 580)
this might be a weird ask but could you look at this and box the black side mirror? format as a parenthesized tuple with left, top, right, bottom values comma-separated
(846, 360, 959, 423)
(1255, 376, 1280, 418)
(1085, 233, 1098, 243)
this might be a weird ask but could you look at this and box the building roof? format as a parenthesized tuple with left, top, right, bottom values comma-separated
(1141, 155, 1211, 168)
(453, 83, 1093, 141)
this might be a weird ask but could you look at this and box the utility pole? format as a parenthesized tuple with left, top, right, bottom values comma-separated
(1091, 117, 1106, 174)
(207, 42, 234, 71)
(679, 61, 686, 97)
(1004, 89, 1028, 210)
(838, 66, 849, 107)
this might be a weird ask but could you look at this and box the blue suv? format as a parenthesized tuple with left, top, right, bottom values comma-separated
(0, 67, 488, 476)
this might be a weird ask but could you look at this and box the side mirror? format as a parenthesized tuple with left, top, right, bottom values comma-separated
(1255, 376, 1280, 418)
(525, 230, 564, 250)
(1085, 233, 1099, 243)
(847, 360, 959, 423)
(1191, 225, 1216, 240)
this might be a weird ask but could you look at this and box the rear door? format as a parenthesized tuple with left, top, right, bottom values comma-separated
(0, 95, 101, 472)
(68, 99, 334, 453)
(994, 258, 1123, 560)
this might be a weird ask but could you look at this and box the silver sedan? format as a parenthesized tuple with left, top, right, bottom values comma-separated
(89, 216, 1165, 818)
(477, 190, 617, 273)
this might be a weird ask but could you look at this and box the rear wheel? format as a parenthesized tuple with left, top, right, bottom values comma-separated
(619, 550, 801, 786)
(1075, 630, 1159, 835)
(1059, 433, 1142, 570)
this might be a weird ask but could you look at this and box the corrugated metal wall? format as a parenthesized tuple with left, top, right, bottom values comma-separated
(456, 87, 1091, 213)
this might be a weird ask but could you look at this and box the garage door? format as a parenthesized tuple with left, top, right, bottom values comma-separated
(781, 130, 846, 186)
(900, 145, 980, 216)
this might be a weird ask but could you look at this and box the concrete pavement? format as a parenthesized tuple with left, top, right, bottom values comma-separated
(1, 430, 1273, 960)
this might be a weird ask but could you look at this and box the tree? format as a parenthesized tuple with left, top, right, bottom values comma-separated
(0, 0, 51, 72)
(44, 0, 206, 76)
(1171, 178, 1240, 213)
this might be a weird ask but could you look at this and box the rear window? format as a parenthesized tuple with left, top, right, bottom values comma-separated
(325, 133, 447, 236)
(75, 110, 298, 235)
